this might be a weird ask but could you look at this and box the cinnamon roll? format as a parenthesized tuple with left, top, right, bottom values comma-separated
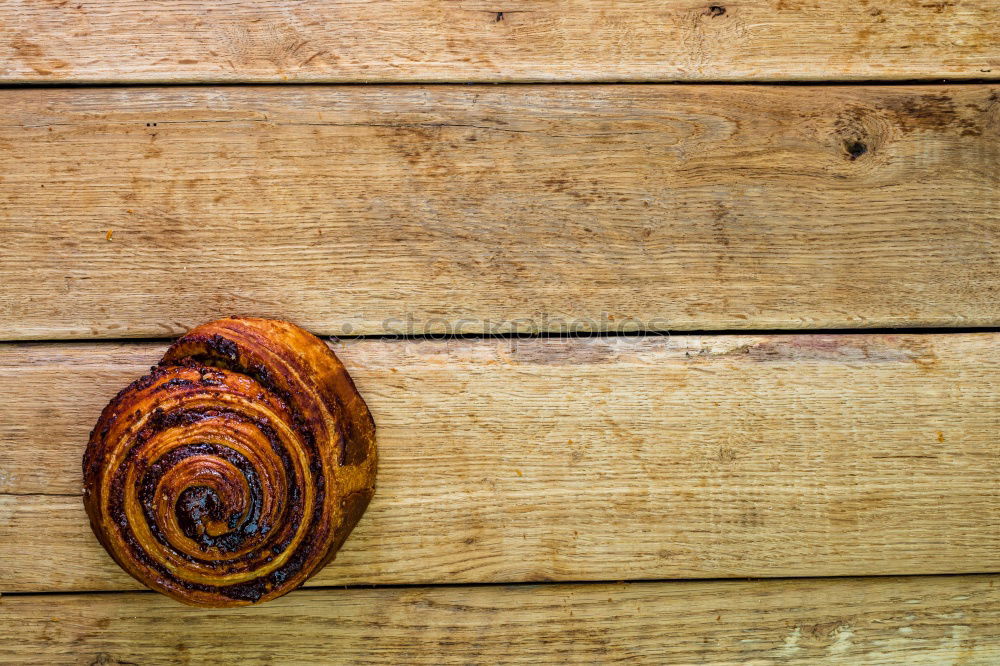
(83, 318, 376, 606)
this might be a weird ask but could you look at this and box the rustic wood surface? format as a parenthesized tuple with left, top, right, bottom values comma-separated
(2, 333, 997, 592)
(2, 4, 997, 660)
(1, 1, 999, 83)
(2, 85, 999, 340)
(1, 575, 997, 664)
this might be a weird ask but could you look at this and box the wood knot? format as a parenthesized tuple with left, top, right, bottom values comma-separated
(844, 140, 868, 161)
(834, 104, 895, 163)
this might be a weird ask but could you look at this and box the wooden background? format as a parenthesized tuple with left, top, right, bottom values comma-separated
(1, 1, 998, 663)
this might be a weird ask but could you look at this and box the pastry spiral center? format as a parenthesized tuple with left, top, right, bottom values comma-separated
(177, 486, 234, 539)
(160, 443, 264, 552)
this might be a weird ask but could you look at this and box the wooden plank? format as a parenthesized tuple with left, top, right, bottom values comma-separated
(1, 576, 998, 664)
(1, 1, 998, 83)
(1, 333, 997, 593)
(2, 85, 999, 340)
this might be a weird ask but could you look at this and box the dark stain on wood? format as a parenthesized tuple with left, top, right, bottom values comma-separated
(883, 93, 982, 137)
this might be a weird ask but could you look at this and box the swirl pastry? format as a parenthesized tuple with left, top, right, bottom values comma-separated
(83, 317, 376, 607)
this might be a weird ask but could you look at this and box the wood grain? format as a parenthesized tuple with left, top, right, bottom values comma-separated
(1, 576, 998, 664)
(2, 85, 999, 340)
(1, 1, 998, 83)
(1, 333, 997, 592)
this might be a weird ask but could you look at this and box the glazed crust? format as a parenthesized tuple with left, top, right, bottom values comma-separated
(82, 318, 376, 607)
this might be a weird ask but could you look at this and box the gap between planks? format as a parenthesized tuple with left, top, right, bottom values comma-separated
(4, 325, 1000, 347)
(2, 79, 1000, 90)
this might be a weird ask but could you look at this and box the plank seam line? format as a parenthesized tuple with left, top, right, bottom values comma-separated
(4, 571, 999, 599)
(0, 79, 999, 91)
(4, 325, 999, 347)
(0, 492, 79, 497)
